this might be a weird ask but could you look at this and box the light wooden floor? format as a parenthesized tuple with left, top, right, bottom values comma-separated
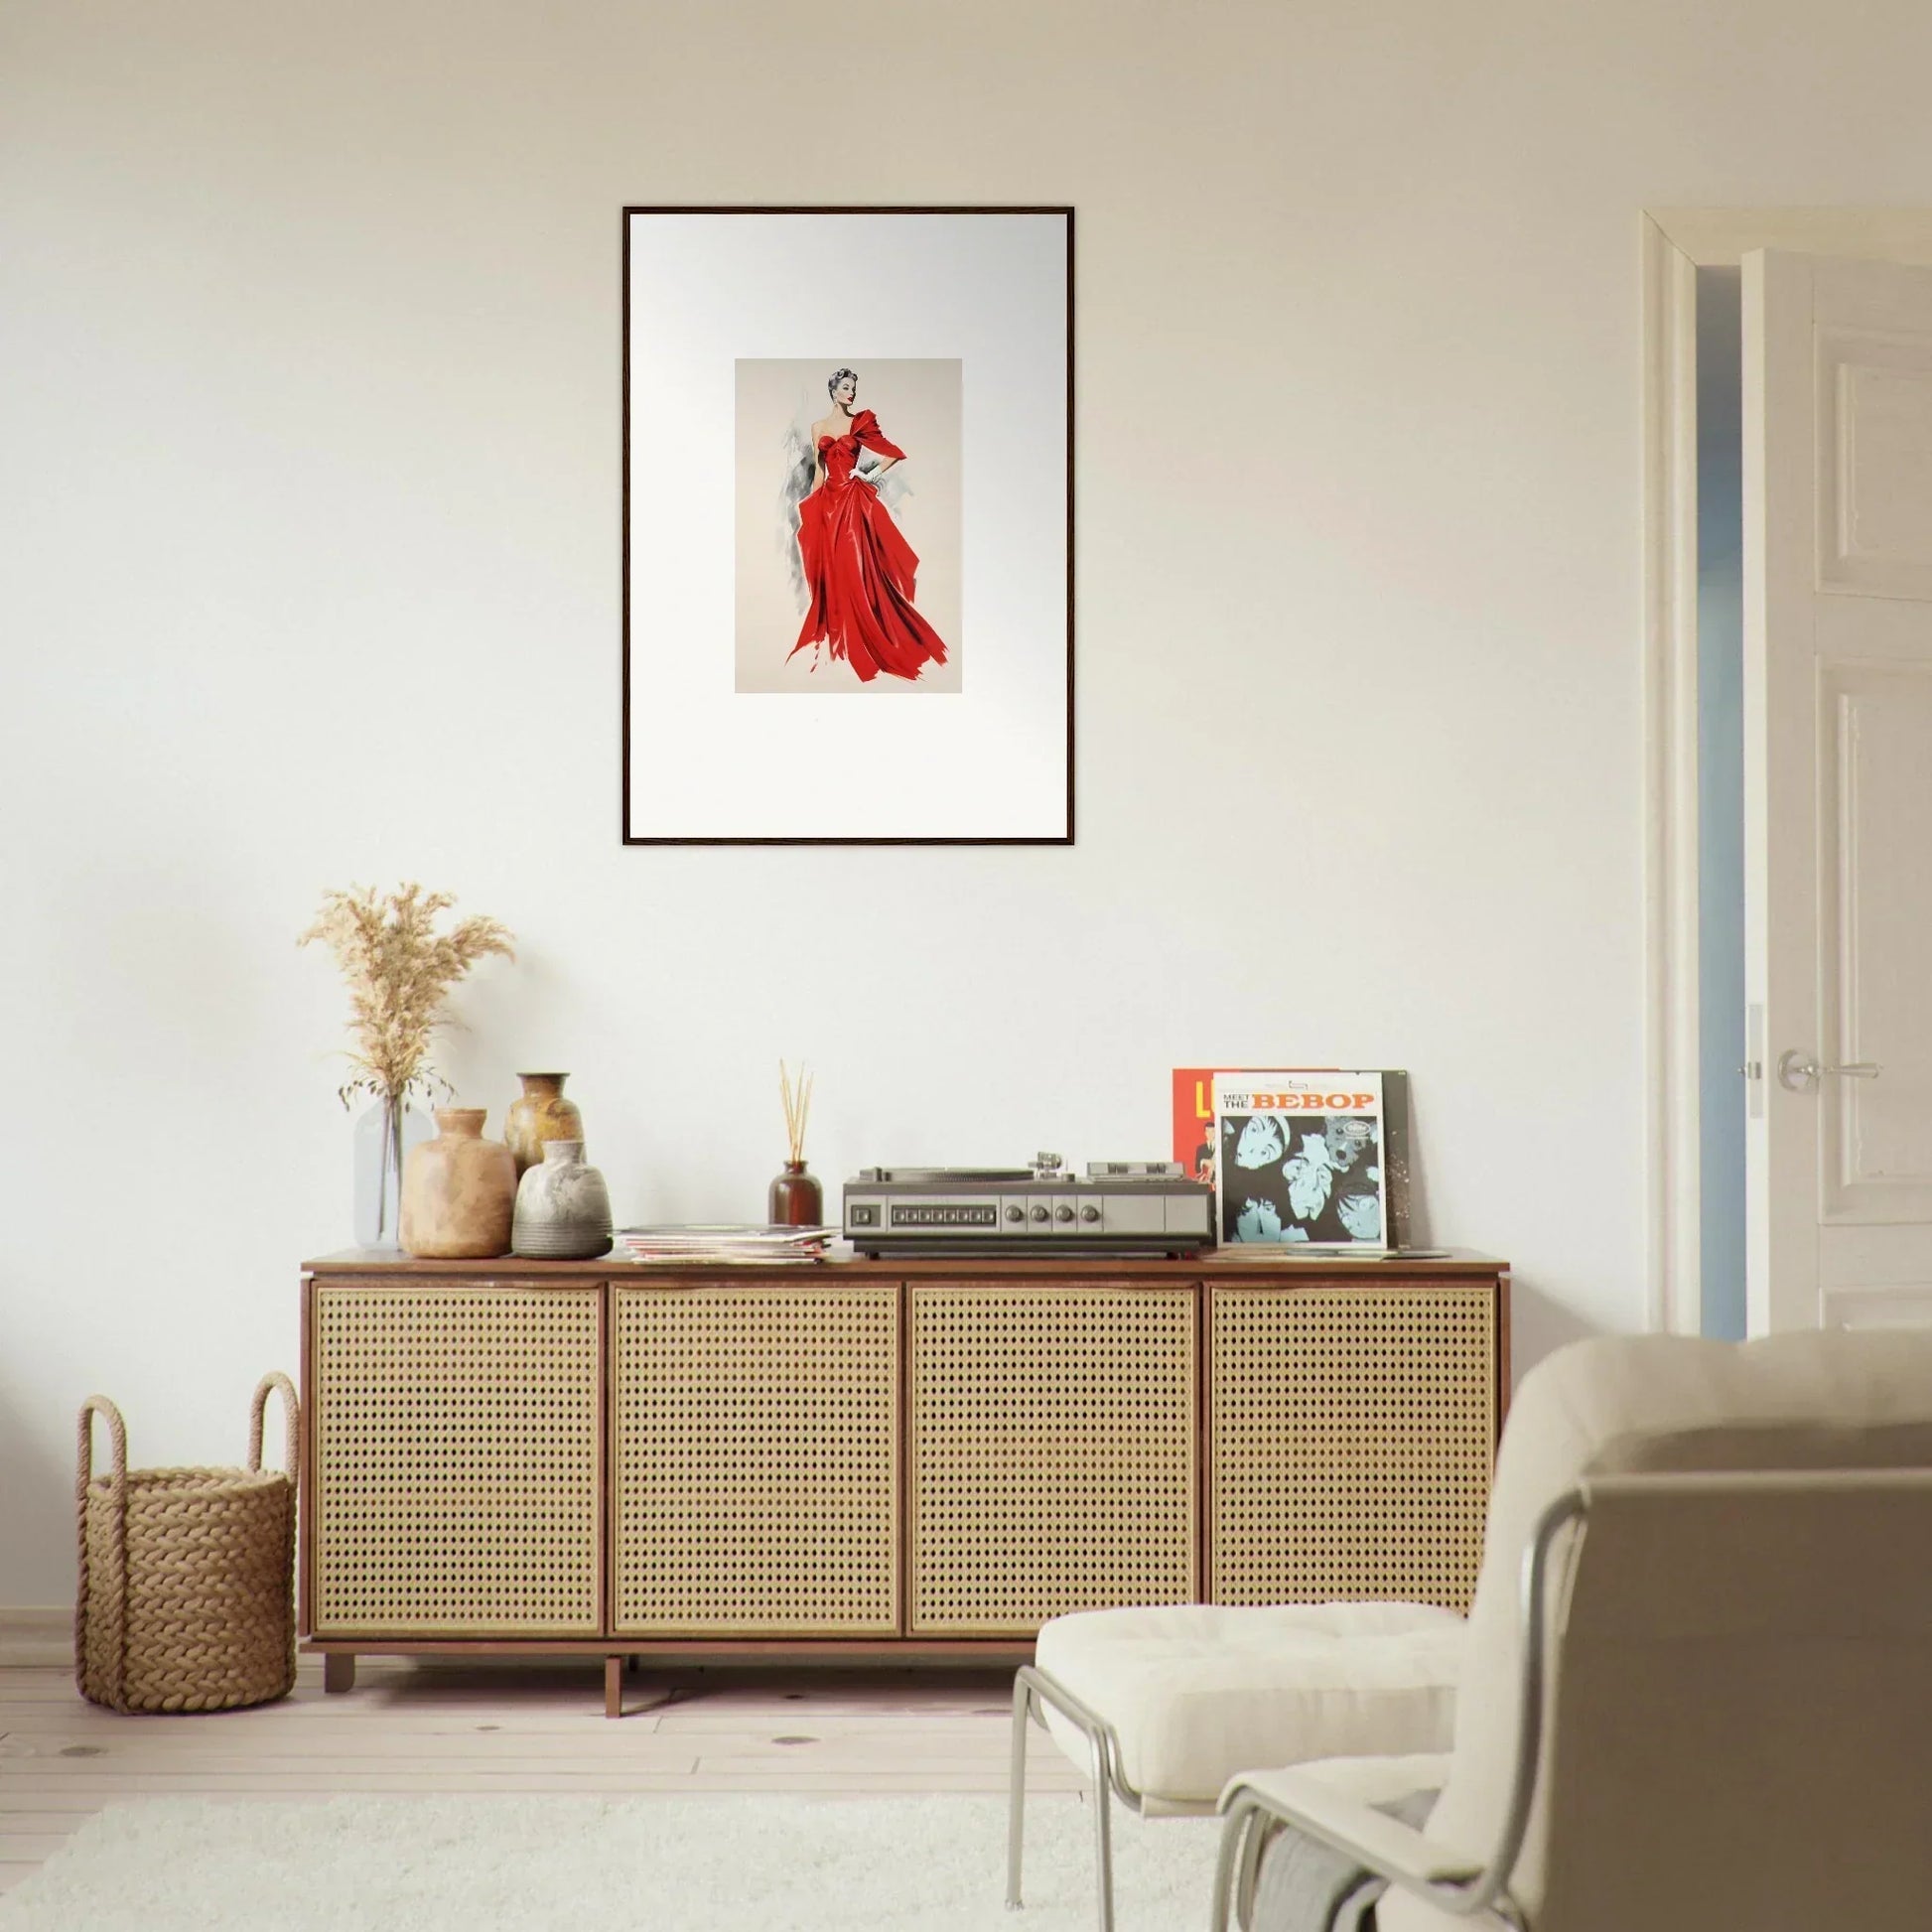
(0, 1658, 1085, 1894)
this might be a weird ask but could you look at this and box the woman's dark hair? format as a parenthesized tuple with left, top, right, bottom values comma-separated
(827, 367, 858, 398)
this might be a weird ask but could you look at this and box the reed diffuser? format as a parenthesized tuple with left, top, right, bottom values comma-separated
(769, 1059, 824, 1227)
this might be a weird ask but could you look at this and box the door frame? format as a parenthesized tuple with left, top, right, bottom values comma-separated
(1640, 209, 1932, 1337)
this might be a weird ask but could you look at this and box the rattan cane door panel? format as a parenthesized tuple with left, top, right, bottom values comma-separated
(909, 1284, 1197, 1635)
(1209, 1284, 1495, 1611)
(612, 1283, 899, 1635)
(312, 1283, 601, 1635)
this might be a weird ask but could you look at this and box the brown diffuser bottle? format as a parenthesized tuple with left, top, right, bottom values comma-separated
(769, 1060, 824, 1226)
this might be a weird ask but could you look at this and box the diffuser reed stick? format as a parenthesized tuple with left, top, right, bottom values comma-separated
(778, 1059, 813, 1164)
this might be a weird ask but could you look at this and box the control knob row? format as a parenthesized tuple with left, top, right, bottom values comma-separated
(1001, 1203, 1104, 1225)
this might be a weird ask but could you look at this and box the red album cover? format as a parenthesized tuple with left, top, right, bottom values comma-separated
(1172, 1069, 1219, 1183)
(1173, 1068, 1344, 1185)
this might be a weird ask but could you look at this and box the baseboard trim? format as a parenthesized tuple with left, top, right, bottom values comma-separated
(0, 1605, 72, 1668)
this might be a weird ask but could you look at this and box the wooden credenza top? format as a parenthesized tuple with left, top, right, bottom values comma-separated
(304, 1246, 1508, 1283)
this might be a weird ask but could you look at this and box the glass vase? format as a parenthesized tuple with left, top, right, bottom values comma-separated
(352, 1096, 432, 1250)
(767, 1160, 824, 1227)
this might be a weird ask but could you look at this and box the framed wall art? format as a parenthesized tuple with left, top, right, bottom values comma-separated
(621, 207, 1074, 844)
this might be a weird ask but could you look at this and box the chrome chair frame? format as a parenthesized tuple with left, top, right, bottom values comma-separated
(1207, 1489, 1587, 1932)
(1007, 1661, 1175, 1932)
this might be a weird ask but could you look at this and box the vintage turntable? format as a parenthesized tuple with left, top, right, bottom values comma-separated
(843, 1154, 1212, 1258)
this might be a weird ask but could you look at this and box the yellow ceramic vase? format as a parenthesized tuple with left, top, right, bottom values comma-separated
(504, 1071, 586, 1175)
(400, 1109, 516, 1258)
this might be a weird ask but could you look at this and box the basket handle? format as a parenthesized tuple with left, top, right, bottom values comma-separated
(77, 1394, 128, 1501)
(74, 1395, 130, 1710)
(248, 1371, 299, 1477)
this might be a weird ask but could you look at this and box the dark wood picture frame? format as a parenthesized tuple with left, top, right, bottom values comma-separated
(621, 205, 1075, 846)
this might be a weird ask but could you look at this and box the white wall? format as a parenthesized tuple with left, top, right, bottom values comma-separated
(5, 0, 1927, 1604)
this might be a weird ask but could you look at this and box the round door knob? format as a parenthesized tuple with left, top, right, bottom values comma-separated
(1080, 1205, 1101, 1223)
(1030, 1205, 1049, 1223)
(1054, 1205, 1075, 1223)
(1005, 1205, 1025, 1223)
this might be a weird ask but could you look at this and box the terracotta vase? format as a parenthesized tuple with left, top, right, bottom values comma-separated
(504, 1072, 586, 1176)
(767, 1160, 824, 1227)
(400, 1109, 516, 1259)
(512, 1141, 615, 1259)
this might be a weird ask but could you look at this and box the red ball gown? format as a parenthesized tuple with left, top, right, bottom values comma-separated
(790, 409, 950, 683)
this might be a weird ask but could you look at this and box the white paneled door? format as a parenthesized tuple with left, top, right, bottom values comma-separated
(1745, 249, 1932, 1331)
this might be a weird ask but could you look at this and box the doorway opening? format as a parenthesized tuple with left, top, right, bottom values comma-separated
(1646, 209, 1932, 1336)
(1695, 267, 1745, 1340)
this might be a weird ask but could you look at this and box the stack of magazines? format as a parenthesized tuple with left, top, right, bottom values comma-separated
(613, 1224, 837, 1265)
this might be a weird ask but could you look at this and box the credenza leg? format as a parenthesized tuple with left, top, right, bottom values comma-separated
(323, 1653, 356, 1695)
(605, 1654, 622, 1719)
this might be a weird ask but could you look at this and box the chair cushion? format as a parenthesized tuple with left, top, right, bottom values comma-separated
(1033, 1601, 1465, 1810)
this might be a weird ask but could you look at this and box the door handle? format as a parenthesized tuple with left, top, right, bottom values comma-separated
(1776, 1050, 1881, 1092)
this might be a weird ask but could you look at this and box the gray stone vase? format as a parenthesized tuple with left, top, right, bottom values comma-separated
(510, 1140, 615, 1260)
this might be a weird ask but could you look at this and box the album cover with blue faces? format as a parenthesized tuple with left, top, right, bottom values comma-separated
(1213, 1071, 1391, 1247)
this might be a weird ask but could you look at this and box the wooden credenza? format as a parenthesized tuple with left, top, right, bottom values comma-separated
(299, 1251, 1508, 1712)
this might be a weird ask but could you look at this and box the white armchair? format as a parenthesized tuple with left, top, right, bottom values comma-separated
(1213, 1329, 1932, 1932)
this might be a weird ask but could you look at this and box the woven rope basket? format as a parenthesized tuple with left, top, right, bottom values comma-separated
(75, 1373, 298, 1714)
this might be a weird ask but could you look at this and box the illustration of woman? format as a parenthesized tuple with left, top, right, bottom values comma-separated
(787, 368, 950, 684)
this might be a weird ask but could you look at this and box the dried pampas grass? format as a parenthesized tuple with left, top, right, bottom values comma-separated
(299, 883, 515, 1109)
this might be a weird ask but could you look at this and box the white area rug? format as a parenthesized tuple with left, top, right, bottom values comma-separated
(0, 1794, 1222, 1930)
